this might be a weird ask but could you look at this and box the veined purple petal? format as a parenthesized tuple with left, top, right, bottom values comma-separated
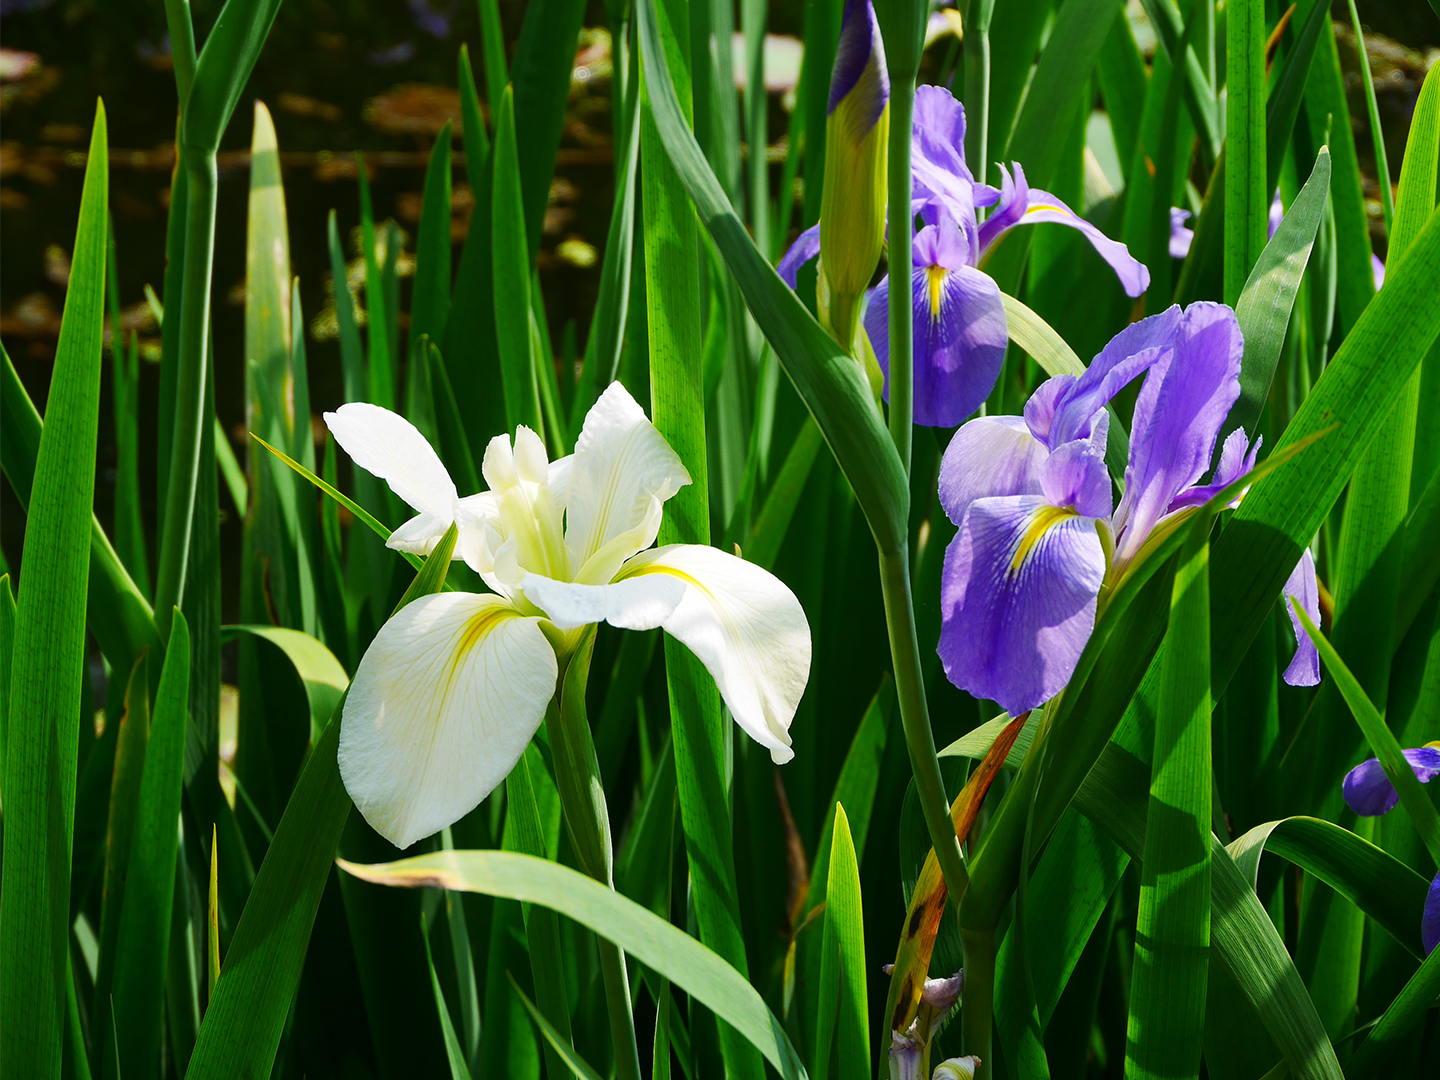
(1424, 872, 1440, 955)
(937, 415, 1047, 527)
(938, 494, 1107, 715)
(1044, 306, 1184, 448)
(865, 261, 1008, 427)
(829, 0, 889, 127)
(1041, 441, 1113, 520)
(778, 223, 821, 288)
(1341, 747, 1440, 817)
(976, 164, 1029, 252)
(1281, 548, 1321, 687)
(912, 85, 978, 228)
(1170, 208, 1194, 259)
(1113, 302, 1243, 558)
(977, 166, 1150, 297)
(1166, 428, 1262, 512)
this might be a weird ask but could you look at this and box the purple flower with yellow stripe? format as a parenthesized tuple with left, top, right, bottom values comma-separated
(935, 302, 1320, 714)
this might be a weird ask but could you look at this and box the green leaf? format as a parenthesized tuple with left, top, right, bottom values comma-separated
(410, 122, 454, 364)
(0, 101, 108, 1080)
(426, 341, 482, 494)
(636, 0, 909, 557)
(219, 626, 348, 743)
(1345, 943, 1440, 1077)
(107, 231, 150, 599)
(1294, 605, 1440, 868)
(109, 611, 191, 1080)
(509, 974, 608, 1080)
(356, 160, 396, 412)
(422, 915, 475, 1080)
(0, 575, 13, 788)
(475, 0, 507, 122)
(744, 417, 823, 572)
(183, 709, 350, 1080)
(339, 851, 809, 1079)
(1224, 0, 1267, 306)
(812, 805, 868, 1080)
(1126, 517, 1211, 1080)
(1229, 148, 1331, 442)
(181, 0, 285, 152)
(492, 85, 544, 435)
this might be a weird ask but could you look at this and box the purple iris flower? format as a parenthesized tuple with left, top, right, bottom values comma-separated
(1341, 747, 1440, 817)
(1426, 874, 1440, 954)
(781, 86, 1150, 428)
(935, 302, 1321, 715)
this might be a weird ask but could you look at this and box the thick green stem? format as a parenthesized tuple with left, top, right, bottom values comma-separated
(962, 0, 995, 185)
(958, 926, 995, 1078)
(887, 85, 915, 474)
(879, 548, 968, 898)
(153, 149, 216, 642)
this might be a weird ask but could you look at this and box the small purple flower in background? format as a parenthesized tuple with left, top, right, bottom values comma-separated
(1341, 746, 1440, 816)
(782, 86, 1149, 427)
(935, 302, 1320, 715)
(1170, 208, 1194, 259)
(1425, 873, 1440, 955)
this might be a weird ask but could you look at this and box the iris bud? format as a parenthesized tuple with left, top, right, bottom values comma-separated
(819, 0, 890, 349)
(933, 1057, 982, 1080)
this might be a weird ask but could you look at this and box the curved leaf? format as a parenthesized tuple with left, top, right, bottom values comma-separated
(220, 626, 348, 743)
(338, 851, 808, 1080)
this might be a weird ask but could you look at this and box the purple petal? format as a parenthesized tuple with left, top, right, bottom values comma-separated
(1045, 306, 1184, 448)
(828, 0, 888, 127)
(1281, 548, 1321, 687)
(937, 415, 1047, 527)
(939, 495, 1107, 714)
(1425, 872, 1440, 955)
(1373, 254, 1385, 290)
(1041, 441, 1113, 520)
(1170, 208, 1194, 259)
(866, 262, 1007, 428)
(912, 85, 978, 224)
(1113, 302, 1243, 558)
(978, 166, 1150, 297)
(1166, 429, 1262, 512)
(777, 223, 821, 288)
(976, 164, 1029, 252)
(1268, 193, 1284, 241)
(1342, 748, 1440, 817)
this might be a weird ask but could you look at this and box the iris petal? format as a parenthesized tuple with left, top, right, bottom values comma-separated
(777, 223, 821, 288)
(1341, 748, 1440, 817)
(938, 494, 1106, 714)
(937, 415, 1047, 527)
(864, 262, 1008, 428)
(1424, 872, 1440, 955)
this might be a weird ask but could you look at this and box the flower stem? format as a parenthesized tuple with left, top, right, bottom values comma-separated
(153, 148, 216, 643)
(887, 83, 915, 475)
(879, 547, 968, 899)
(958, 925, 995, 1079)
(963, 0, 996, 187)
(545, 641, 643, 1080)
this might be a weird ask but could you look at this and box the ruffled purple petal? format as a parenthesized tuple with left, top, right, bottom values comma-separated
(937, 415, 1047, 527)
(1341, 748, 1440, 817)
(938, 494, 1107, 714)
(912, 85, 978, 227)
(1045, 306, 1184, 448)
(865, 262, 1008, 428)
(1166, 429, 1262, 512)
(1170, 208, 1194, 259)
(1425, 872, 1440, 955)
(1281, 548, 1321, 687)
(1114, 302, 1243, 558)
(977, 164, 1150, 297)
(828, 0, 889, 124)
(777, 223, 821, 288)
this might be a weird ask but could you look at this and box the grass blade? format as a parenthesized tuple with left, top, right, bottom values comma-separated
(422, 916, 476, 1080)
(492, 85, 544, 435)
(811, 805, 867, 1080)
(1125, 517, 1211, 1080)
(109, 612, 190, 1080)
(410, 122, 453, 379)
(0, 101, 108, 1080)
(1224, 0, 1267, 306)
(219, 627, 347, 743)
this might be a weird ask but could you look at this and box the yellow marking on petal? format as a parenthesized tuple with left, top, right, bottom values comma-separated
(442, 604, 517, 699)
(1011, 505, 1079, 572)
(926, 265, 947, 319)
(1024, 204, 1066, 216)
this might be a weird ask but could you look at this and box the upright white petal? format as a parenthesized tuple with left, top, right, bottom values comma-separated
(525, 545, 810, 763)
(325, 403, 458, 519)
(339, 591, 557, 849)
(564, 382, 692, 582)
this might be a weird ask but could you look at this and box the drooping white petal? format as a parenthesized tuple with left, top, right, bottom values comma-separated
(338, 592, 557, 849)
(527, 545, 810, 763)
(564, 382, 692, 581)
(325, 402, 458, 519)
(387, 511, 454, 555)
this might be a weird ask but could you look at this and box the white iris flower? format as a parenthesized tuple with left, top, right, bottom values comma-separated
(325, 382, 812, 849)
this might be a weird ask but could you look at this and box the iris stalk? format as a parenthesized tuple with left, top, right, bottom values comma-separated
(962, 0, 995, 189)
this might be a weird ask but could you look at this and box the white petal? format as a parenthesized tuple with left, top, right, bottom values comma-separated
(325, 403, 458, 520)
(522, 568, 687, 631)
(624, 546, 811, 763)
(564, 382, 692, 577)
(338, 592, 557, 849)
(387, 511, 453, 555)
